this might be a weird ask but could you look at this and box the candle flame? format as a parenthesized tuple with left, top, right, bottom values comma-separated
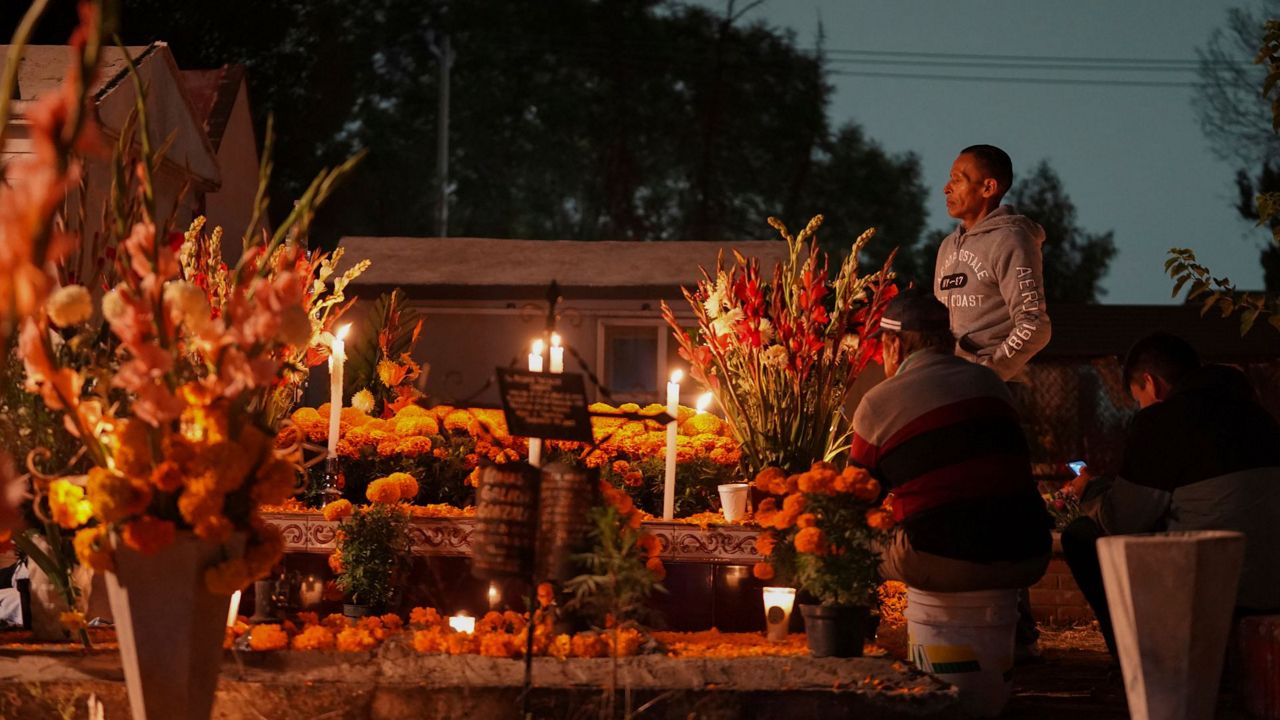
(670, 369, 683, 384)
(532, 338, 545, 354)
(696, 392, 713, 413)
(335, 323, 352, 342)
(550, 332, 561, 348)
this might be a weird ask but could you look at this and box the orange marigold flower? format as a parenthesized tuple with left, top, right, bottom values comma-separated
(445, 631, 478, 655)
(680, 413, 723, 437)
(111, 419, 155, 479)
(335, 627, 378, 652)
(866, 508, 895, 531)
(396, 436, 433, 458)
(442, 409, 473, 433)
(73, 526, 114, 573)
(147, 461, 185, 493)
(853, 477, 881, 503)
(252, 457, 300, 506)
(571, 632, 607, 658)
(394, 404, 431, 419)
(121, 516, 176, 555)
(412, 628, 446, 653)
(366, 478, 402, 505)
(48, 478, 93, 529)
(645, 556, 667, 581)
(297, 612, 320, 627)
(292, 625, 336, 651)
(754, 531, 776, 557)
(193, 515, 235, 544)
(322, 499, 354, 522)
(384, 471, 419, 500)
(755, 497, 778, 526)
(410, 606, 443, 627)
(380, 613, 404, 630)
(752, 562, 775, 581)
(794, 526, 827, 555)
(479, 632, 518, 658)
(86, 467, 152, 524)
(248, 623, 289, 651)
(796, 513, 818, 529)
(394, 415, 440, 438)
(636, 533, 662, 558)
(328, 549, 344, 575)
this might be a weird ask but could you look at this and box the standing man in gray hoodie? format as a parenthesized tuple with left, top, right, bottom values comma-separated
(935, 145, 1051, 382)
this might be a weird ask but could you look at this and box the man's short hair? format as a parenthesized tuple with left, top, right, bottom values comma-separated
(1121, 332, 1201, 390)
(960, 144, 1013, 198)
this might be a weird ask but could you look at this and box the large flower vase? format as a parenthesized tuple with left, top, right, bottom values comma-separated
(105, 532, 241, 720)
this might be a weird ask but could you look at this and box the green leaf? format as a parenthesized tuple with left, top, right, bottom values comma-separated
(1241, 307, 1262, 336)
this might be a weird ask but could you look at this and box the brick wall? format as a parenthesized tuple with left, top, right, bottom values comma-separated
(1028, 537, 1095, 626)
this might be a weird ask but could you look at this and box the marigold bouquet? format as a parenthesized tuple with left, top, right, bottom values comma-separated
(751, 462, 894, 607)
(663, 216, 896, 477)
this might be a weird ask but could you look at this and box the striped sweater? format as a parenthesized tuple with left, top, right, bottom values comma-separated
(850, 350, 1051, 563)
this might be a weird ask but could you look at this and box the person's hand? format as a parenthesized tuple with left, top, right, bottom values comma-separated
(1068, 465, 1095, 500)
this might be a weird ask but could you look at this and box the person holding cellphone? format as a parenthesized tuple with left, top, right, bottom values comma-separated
(1062, 333, 1280, 658)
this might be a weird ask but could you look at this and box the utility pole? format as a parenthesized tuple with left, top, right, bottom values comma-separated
(431, 34, 454, 237)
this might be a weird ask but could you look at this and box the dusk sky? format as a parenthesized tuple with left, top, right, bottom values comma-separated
(693, 0, 1271, 304)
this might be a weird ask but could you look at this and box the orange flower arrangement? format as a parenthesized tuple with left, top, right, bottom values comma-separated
(752, 461, 893, 608)
(248, 624, 290, 652)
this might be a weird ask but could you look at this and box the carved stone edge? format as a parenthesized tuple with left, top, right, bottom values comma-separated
(260, 513, 761, 565)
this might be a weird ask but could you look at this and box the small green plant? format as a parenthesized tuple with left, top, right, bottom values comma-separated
(564, 505, 665, 629)
(333, 504, 412, 608)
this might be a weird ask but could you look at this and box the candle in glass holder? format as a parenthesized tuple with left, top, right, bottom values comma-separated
(327, 324, 352, 458)
(487, 582, 501, 610)
(449, 614, 476, 634)
(762, 586, 796, 642)
(663, 369, 682, 520)
(299, 575, 324, 609)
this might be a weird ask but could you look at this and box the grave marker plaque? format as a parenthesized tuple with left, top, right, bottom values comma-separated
(496, 368, 593, 443)
(471, 463, 540, 579)
(535, 463, 599, 581)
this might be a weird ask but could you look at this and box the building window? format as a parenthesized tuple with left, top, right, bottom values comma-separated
(597, 320, 684, 404)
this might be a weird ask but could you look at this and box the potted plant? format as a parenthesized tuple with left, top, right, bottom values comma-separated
(325, 475, 415, 615)
(753, 462, 895, 657)
(662, 215, 897, 479)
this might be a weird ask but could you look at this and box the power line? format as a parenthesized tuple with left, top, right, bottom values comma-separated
(824, 56, 1204, 73)
(829, 69, 1200, 88)
(819, 47, 1242, 68)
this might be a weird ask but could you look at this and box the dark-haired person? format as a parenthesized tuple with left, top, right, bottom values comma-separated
(1063, 332, 1280, 657)
(934, 145, 1051, 382)
(850, 291, 1051, 596)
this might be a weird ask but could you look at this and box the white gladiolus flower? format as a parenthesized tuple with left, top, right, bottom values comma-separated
(101, 288, 127, 324)
(276, 306, 313, 347)
(46, 285, 93, 327)
(710, 307, 743, 338)
(163, 281, 210, 330)
(351, 389, 375, 414)
(763, 344, 789, 369)
(758, 318, 775, 344)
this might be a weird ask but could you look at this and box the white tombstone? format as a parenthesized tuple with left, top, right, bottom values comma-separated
(1098, 531, 1245, 720)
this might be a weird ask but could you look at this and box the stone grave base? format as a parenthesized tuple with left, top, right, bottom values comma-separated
(0, 645, 959, 719)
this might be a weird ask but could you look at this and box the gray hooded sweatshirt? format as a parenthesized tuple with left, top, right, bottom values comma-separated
(933, 205, 1051, 382)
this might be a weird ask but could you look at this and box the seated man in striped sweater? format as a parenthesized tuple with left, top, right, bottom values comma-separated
(851, 290, 1052, 592)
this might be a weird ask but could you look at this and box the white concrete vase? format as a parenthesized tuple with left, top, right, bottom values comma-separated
(1097, 530, 1245, 720)
(105, 532, 241, 720)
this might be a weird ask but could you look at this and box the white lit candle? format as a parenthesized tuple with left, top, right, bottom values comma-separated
(762, 586, 796, 642)
(528, 338, 544, 467)
(528, 338, 545, 373)
(549, 332, 565, 374)
(226, 590, 242, 628)
(449, 614, 476, 634)
(696, 392, 713, 415)
(299, 575, 323, 609)
(664, 369, 682, 520)
(488, 582, 501, 610)
(327, 324, 352, 459)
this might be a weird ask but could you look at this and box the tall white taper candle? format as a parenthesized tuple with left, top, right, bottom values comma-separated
(664, 369, 682, 520)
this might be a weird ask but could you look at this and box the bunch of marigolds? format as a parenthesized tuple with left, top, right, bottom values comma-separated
(751, 461, 895, 607)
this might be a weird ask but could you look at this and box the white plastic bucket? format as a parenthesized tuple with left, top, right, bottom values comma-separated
(904, 588, 1019, 718)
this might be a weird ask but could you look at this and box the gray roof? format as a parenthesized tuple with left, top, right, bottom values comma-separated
(3, 44, 154, 103)
(338, 236, 794, 300)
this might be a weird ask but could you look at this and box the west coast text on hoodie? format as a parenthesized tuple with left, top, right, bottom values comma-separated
(933, 205, 1052, 381)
